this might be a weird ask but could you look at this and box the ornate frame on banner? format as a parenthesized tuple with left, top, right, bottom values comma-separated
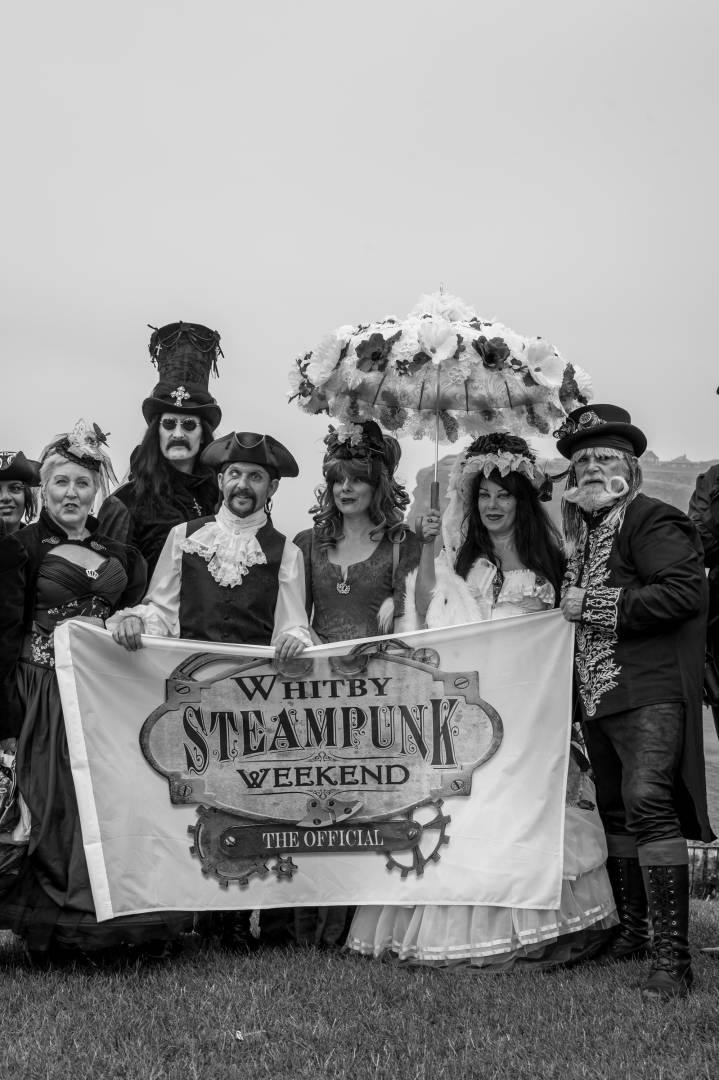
(140, 638, 503, 886)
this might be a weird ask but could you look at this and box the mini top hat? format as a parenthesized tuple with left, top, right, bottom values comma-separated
(322, 421, 399, 478)
(40, 420, 117, 500)
(0, 450, 40, 485)
(142, 321, 223, 430)
(554, 404, 647, 459)
(201, 431, 299, 479)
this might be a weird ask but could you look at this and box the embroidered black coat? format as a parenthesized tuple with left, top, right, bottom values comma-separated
(0, 510, 147, 739)
(565, 493, 713, 842)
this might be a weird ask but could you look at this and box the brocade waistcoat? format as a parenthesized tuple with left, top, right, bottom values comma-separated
(178, 516, 286, 645)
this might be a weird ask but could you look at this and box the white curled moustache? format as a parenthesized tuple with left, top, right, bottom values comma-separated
(562, 474, 630, 513)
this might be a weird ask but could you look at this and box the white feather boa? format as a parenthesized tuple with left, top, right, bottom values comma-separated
(402, 559, 492, 631)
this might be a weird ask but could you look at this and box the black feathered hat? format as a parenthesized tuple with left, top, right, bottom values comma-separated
(554, 404, 647, 459)
(142, 321, 223, 430)
(201, 432, 299, 479)
(0, 451, 40, 485)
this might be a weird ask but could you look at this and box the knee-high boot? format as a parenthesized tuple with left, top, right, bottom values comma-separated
(599, 856, 651, 962)
(640, 864, 693, 1000)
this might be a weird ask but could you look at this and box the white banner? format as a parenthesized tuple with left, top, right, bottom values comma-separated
(54, 613, 575, 922)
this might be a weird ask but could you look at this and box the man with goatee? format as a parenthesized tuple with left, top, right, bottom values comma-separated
(108, 430, 309, 656)
(108, 429, 310, 951)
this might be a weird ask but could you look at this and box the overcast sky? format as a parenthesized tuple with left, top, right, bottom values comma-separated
(2, 1, 717, 534)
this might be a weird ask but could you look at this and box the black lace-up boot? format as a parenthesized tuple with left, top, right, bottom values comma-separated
(598, 856, 651, 962)
(641, 864, 693, 1000)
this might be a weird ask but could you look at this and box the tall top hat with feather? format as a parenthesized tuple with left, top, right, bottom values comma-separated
(142, 321, 223, 430)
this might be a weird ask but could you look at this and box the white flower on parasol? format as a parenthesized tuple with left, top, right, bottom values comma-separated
(525, 339, 565, 388)
(307, 325, 355, 384)
(416, 316, 458, 365)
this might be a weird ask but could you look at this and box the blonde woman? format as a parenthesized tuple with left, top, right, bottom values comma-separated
(0, 421, 189, 965)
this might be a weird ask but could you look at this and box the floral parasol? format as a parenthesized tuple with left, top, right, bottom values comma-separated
(288, 291, 592, 443)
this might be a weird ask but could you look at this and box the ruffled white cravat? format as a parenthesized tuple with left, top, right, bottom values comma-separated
(180, 504, 268, 587)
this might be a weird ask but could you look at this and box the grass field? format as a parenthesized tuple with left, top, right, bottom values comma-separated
(0, 720, 715, 1079)
(1, 904, 717, 1080)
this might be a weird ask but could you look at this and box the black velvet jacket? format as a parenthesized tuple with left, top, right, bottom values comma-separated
(97, 464, 218, 578)
(0, 510, 147, 739)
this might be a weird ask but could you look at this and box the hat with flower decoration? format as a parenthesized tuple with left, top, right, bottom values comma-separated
(554, 404, 646, 459)
(441, 433, 551, 563)
(40, 420, 118, 500)
(201, 431, 299, 479)
(142, 321, 223, 430)
(0, 451, 40, 485)
(322, 421, 400, 480)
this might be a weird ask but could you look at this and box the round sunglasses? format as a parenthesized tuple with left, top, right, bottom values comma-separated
(160, 417, 200, 432)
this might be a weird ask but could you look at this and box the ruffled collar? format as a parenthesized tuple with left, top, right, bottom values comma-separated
(215, 504, 266, 534)
(180, 504, 268, 587)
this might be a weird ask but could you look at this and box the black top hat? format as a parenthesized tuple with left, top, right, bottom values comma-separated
(555, 404, 647, 459)
(201, 432, 299, 479)
(0, 450, 41, 484)
(142, 321, 223, 430)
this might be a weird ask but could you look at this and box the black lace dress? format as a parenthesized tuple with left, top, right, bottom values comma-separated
(0, 531, 191, 956)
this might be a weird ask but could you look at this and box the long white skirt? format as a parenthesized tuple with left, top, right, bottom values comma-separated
(347, 786, 618, 969)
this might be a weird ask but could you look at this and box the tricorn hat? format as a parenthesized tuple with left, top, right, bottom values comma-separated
(142, 321, 223, 430)
(0, 450, 40, 485)
(201, 432, 299, 479)
(555, 404, 647, 459)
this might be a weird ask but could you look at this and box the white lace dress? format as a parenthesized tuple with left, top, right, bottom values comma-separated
(347, 556, 618, 969)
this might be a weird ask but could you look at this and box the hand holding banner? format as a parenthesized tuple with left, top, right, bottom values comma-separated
(55, 613, 576, 921)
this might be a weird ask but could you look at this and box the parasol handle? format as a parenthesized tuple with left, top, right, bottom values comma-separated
(415, 481, 441, 544)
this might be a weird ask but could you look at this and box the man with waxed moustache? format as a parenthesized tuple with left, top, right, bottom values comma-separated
(556, 403, 713, 1001)
(108, 429, 311, 950)
(108, 430, 309, 656)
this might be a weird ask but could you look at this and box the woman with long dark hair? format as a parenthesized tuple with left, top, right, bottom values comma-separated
(411, 433, 565, 622)
(348, 432, 618, 969)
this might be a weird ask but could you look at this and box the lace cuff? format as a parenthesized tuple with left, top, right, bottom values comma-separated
(582, 586, 621, 631)
(105, 603, 174, 638)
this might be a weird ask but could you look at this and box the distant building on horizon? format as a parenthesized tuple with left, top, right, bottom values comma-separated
(409, 450, 719, 531)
